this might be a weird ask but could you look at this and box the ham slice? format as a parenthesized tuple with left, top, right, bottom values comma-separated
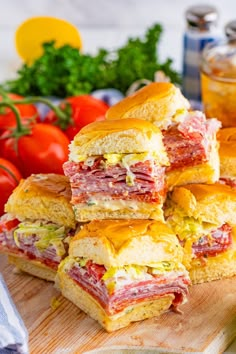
(68, 261, 190, 316)
(163, 112, 221, 171)
(64, 159, 166, 204)
(163, 126, 208, 171)
(13, 232, 65, 270)
(191, 223, 232, 258)
(219, 178, 236, 188)
(0, 216, 72, 270)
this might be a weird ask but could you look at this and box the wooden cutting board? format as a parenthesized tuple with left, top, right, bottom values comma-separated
(1, 254, 236, 354)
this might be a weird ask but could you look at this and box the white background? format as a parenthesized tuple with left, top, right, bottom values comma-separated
(0, 0, 236, 82)
(0, 0, 236, 352)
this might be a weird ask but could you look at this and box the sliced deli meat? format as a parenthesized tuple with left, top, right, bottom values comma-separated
(64, 119, 169, 221)
(163, 112, 221, 172)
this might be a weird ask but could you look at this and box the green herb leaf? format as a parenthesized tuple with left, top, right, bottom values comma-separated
(1, 24, 181, 97)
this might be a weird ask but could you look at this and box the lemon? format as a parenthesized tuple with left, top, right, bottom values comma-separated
(15, 16, 82, 63)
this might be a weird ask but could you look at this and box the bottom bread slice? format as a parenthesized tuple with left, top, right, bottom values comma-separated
(189, 248, 236, 285)
(8, 255, 56, 282)
(56, 271, 174, 332)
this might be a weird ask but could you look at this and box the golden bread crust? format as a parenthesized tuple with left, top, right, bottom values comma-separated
(8, 255, 56, 281)
(5, 174, 75, 229)
(176, 183, 236, 202)
(77, 117, 161, 135)
(69, 219, 183, 268)
(69, 118, 168, 160)
(105, 83, 190, 130)
(166, 143, 220, 190)
(188, 240, 236, 284)
(56, 270, 174, 332)
(169, 183, 236, 225)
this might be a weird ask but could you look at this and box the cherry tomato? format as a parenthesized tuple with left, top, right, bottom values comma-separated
(0, 93, 39, 131)
(44, 95, 109, 140)
(0, 123, 70, 178)
(0, 158, 22, 216)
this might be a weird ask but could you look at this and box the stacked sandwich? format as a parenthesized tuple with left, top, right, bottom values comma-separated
(163, 120, 236, 285)
(0, 174, 77, 281)
(106, 82, 221, 190)
(57, 118, 191, 331)
(164, 184, 236, 284)
(106, 82, 236, 285)
(3, 82, 235, 332)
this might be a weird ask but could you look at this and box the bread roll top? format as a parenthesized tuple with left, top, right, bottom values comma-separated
(5, 173, 76, 229)
(105, 83, 190, 130)
(68, 118, 168, 164)
(168, 183, 236, 225)
(69, 219, 183, 268)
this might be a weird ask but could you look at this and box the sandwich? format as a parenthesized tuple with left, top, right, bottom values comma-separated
(56, 219, 190, 332)
(0, 174, 77, 281)
(106, 82, 221, 189)
(218, 127, 236, 187)
(164, 183, 236, 284)
(63, 118, 169, 222)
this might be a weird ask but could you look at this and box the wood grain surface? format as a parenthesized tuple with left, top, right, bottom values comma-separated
(1, 254, 236, 354)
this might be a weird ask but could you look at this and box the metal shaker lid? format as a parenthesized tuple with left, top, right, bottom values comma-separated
(186, 5, 218, 30)
(225, 20, 236, 40)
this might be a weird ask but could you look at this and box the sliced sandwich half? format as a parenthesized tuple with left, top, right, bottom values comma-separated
(56, 219, 190, 332)
(0, 174, 77, 281)
(106, 82, 221, 189)
(63, 118, 169, 221)
(165, 183, 236, 284)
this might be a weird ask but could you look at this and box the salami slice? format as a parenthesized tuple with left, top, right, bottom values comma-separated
(68, 262, 190, 316)
(192, 223, 232, 258)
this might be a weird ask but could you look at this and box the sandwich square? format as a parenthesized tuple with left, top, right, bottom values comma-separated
(63, 118, 169, 221)
(56, 219, 190, 331)
(165, 183, 236, 284)
(0, 174, 77, 281)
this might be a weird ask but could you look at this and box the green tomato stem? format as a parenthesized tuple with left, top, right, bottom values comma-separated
(0, 102, 29, 135)
(9, 97, 70, 126)
(0, 88, 10, 100)
(0, 164, 19, 183)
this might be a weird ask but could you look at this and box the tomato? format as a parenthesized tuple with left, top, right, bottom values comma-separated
(0, 93, 39, 131)
(86, 260, 106, 281)
(0, 158, 22, 216)
(0, 123, 70, 178)
(44, 95, 109, 140)
(0, 218, 20, 232)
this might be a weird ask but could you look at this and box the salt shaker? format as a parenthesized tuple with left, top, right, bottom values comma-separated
(182, 5, 220, 102)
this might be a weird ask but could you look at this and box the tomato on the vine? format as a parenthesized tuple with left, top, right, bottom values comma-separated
(0, 158, 22, 216)
(44, 95, 109, 140)
(0, 93, 39, 131)
(0, 123, 70, 178)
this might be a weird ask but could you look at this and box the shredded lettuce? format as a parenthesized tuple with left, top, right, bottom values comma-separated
(103, 153, 123, 165)
(101, 262, 183, 294)
(14, 221, 68, 256)
(103, 152, 157, 168)
(166, 207, 218, 241)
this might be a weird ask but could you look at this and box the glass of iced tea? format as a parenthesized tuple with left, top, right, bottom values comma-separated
(201, 30, 236, 127)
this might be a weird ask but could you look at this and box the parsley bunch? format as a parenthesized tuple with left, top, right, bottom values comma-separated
(2, 23, 180, 97)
